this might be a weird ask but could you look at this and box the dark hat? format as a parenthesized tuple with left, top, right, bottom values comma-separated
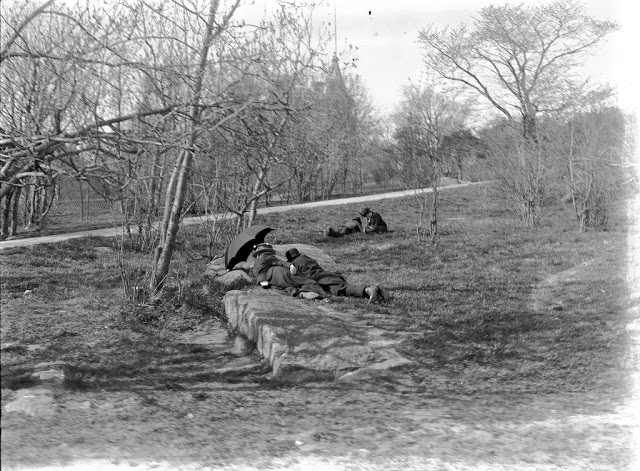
(285, 248, 300, 262)
(359, 207, 370, 216)
(252, 243, 274, 256)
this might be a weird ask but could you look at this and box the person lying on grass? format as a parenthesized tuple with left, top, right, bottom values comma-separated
(285, 247, 389, 304)
(325, 217, 363, 237)
(251, 243, 332, 300)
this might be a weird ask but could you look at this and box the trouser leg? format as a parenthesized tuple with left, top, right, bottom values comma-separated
(341, 283, 367, 298)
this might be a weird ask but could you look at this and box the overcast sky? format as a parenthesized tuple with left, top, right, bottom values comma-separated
(239, 0, 639, 116)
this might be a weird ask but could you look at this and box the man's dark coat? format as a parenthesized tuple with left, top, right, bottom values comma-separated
(365, 211, 387, 233)
(252, 252, 329, 297)
(289, 253, 365, 298)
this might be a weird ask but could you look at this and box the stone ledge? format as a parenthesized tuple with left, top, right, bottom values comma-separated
(224, 289, 412, 382)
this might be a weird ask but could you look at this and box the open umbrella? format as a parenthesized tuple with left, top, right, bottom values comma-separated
(225, 225, 275, 269)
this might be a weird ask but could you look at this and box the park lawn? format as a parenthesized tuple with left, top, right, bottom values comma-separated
(0, 183, 637, 469)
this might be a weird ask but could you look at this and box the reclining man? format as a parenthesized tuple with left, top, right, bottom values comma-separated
(285, 247, 389, 303)
(252, 243, 332, 299)
(325, 217, 363, 238)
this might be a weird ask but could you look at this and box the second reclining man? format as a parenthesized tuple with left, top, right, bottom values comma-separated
(285, 247, 389, 304)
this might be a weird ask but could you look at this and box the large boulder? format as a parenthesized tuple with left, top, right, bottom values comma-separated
(224, 289, 412, 382)
(214, 270, 252, 287)
(31, 361, 72, 385)
(3, 388, 57, 418)
(205, 257, 227, 278)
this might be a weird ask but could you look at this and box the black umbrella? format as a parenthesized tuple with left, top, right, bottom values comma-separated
(225, 225, 275, 269)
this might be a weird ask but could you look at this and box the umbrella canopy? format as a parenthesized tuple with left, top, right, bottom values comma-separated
(225, 225, 275, 269)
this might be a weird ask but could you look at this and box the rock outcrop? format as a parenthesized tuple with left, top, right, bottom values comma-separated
(224, 289, 412, 383)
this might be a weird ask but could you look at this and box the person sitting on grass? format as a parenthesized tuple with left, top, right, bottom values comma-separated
(251, 243, 331, 299)
(360, 207, 388, 234)
(325, 217, 363, 238)
(285, 247, 389, 304)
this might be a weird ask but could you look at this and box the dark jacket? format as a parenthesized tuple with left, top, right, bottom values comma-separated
(365, 211, 387, 233)
(341, 218, 363, 234)
(289, 253, 364, 298)
(252, 252, 330, 297)
(326, 218, 362, 237)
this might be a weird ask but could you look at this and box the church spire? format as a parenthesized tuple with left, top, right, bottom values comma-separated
(333, 1, 338, 57)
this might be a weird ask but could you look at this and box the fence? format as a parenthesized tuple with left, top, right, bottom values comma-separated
(51, 199, 121, 216)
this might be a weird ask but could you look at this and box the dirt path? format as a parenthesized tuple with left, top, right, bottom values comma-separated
(0, 182, 483, 251)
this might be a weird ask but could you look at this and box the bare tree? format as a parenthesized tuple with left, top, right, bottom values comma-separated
(557, 107, 627, 231)
(481, 118, 549, 227)
(419, 0, 618, 226)
(150, 0, 244, 293)
(0, 0, 186, 236)
(393, 82, 467, 243)
(192, 3, 331, 230)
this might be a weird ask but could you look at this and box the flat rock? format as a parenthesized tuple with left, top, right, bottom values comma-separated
(224, 289, 412, 382)
(3, 388, 57, 417)
(31, 361, 73, 385)
(215, 270, 252, 287)
(209, 256, 225, 268)
(205, 257, 228, 277)
(232, 260, 255, 271)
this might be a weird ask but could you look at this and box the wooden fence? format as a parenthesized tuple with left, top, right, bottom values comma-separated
(51, 199, 121, 216)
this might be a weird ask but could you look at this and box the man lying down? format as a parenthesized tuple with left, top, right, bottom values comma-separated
(251, 243, 389, 303)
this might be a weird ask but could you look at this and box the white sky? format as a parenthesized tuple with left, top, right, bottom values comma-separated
(238, 0, 639, 116)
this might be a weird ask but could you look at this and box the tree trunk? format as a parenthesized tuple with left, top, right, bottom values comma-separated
(150, 0, 221, 294)
(1, 189, 13, 239)
(152, 155, 191, 291)
(79, 180, 85, 221)
(9, 185, 21, 236)
(159, 151, 184, 242)
(522, 112, 537, 144)
(248, 166, 267, 227)
(85, 181, 90, 221)
(429, 158, 439, 244)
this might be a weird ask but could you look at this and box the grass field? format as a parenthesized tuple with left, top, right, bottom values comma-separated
(1, 183, 638, 470)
